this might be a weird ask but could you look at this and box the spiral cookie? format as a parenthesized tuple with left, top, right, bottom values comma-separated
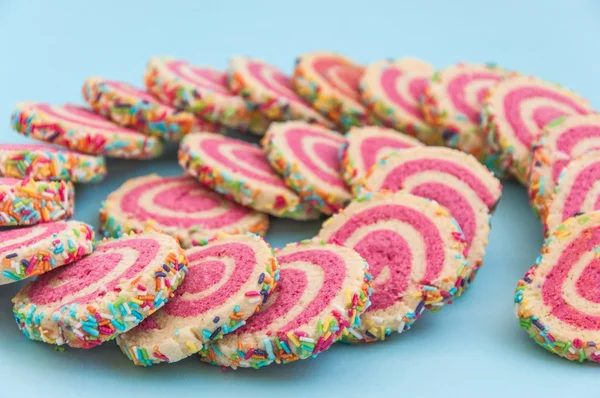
(144, 57, 269, 135)
(117, 234, 278, 366)
(0, 143, 106, 183)
(341, 126, 423, 192)
(12, 231, 188, 348)
(0, 221, 94, 285)
(362, 147, 502, 274)
(11, 102, 163, 159)
(227, 57, 333, 127)
(99, 174, 269, 247)
(529, 115, 600, 220)
(292, 51, 378, 129)
(0, 178, 74, 226)
(421, 63, 509, 161)
(318, 192, 468, 342)
(179, 133, 318, 220)
(482, 76, 594, 182)
(515, 211, 600, 363)
(199, 239, 371, 369)
(360, 58, 439, 145)
(83, 77, 221, 141)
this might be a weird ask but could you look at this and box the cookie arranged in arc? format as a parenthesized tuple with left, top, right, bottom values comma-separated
(529, 115, 600, 220)
(482, 76, 595, 182)
(117, 234, 278, 366)
(0, 221, 94, 285)
(179, 133, 319, 220)
(227, 57, 333, 127)
(12, 231, 188, 348)
(341, 126, 424, 192)
(421, 63, 510, 161)
(0, 177, 74, 226)
(145, 57, 270, 135)
(515, 211, 600, 363)
(200, 239, 371, 369)
(360, 58, 440, 145)
(362, 147, 502, 273)
(262, 121, 351, 215)
(83, 77, 221, 142)
(99, 174, 269, 248)
(317, 192, 468, 342)
(0, 143, 106, 183)
(11, 102, 163, 159)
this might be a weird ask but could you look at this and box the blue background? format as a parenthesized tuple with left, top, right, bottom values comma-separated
(1, 1, 599, 396)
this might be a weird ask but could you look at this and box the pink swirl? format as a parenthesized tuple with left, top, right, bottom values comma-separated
(359, 136, 418, 174)
(0, 223, 68, 257)
(103, 81, 170, 106)
(380, 67, 428, 119)
(165, 60, 231, 96)
(561, 161, 600, 222)
(552, 125, 600, 182)
(313, 57, 362, 100)
(35, 104, 135, 133)
(447, 72, 502, 123)
(247, 61, 307, 107)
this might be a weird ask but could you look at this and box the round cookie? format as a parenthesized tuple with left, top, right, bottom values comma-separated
(360, 58, 440, 145)
(0, 221, 94, 285)
(341, 126, 424, 193)
(529, 115, 600, 220)
(0, 177, 74, 226)
(292, 51, 378, 130)
(362, 147, 502, 275)
(12, 231, 188, 348)
(262, 121, 351, 215)
(227, 57, 333, 127)
(515, 211, 600, 363)
(99, 174, 269, 247)
(144, 57, 269, 135)
(482, 76, 595, 182)
(117, 234, 278, 366)
(11, 102, 163, 159)
(199, 239, 371, 369)
(0, 143, 106, 183)
(318, 192, 468, 342)
(179, 133, 318, 220)
(421, 63, 510, 161)
(83, 77, 221, 142)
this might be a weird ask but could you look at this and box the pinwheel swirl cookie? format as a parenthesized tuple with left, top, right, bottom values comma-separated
(12, 231, 188, 348)
(0, 221, 94, 285)
(179, 133, 318, 220)
(117, 234, 278, 366)
(11, 102, 163, 159)
(318, 192, 468, 342)
(529, 115, 600, 220)
(200, 239, 371, 369)
(145, 57, 269, 135)
(362, 147, 502, 274)
(99, 174, 269, 247)
(515, 211, 600, 363)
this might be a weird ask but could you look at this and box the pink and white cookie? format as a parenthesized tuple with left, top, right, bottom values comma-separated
(341, 126, 424, 193)
(200, 239, 371, 369)
(318, 192, 468, 342)
(262, 121, 351, 215)
(227, 57, 333, 127)
(12, 231, 188, 348)
(0, 143, 106, 183)
(83, 77, 221, 142)
(0, 178, 74, 226)
(145, 57, 269, 135)
(529, 115, 600, 220)
(515, 211, 600, 363)
(0, 221, 94, 285)
(421, 63, 510, 161)
(179, 133, 318, 220)
(482, 76, 595, 182)
(99, 174, 269, 248)
(362, 147, 502, 274)
(292, 51, 379, 130)
(11, 102, 163, 159)
(117, 234, 278, 366)
(360, 58, 440, 145)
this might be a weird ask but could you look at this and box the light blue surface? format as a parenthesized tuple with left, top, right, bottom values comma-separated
(0, 1, 599, 396)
